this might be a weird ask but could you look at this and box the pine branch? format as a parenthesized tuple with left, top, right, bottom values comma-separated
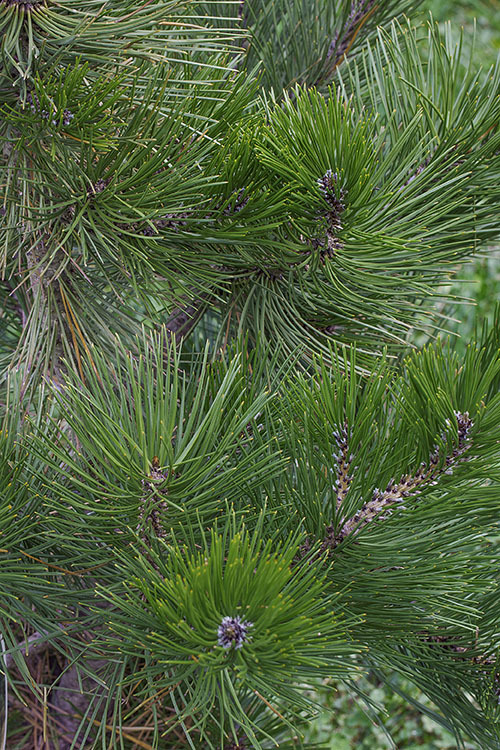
(2, 631, 50, 670)
(164, 294, 209, 344)
(136, 456, 169, 541)
(313, 169, 346, 260)
(326, 0, 377, 70)
(425, 633, 499, 680)
(331, 411, 474, 546)
(2, 0, 500, 745)
(332, 420, 354, 513)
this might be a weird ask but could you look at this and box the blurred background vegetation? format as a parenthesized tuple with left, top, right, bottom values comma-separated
(419, 0, 500, 354)
(306, 1, 500, 747)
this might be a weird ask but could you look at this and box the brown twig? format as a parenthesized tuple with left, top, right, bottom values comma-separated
(164, 294, 209, 345)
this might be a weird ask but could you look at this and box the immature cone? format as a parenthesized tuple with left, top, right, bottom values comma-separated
(217, 615, 253, 649)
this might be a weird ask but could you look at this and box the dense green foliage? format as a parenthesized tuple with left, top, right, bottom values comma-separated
(1, 0, 500, 748)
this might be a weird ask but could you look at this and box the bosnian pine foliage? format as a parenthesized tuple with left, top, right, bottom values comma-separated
(0, 0, 499, 747)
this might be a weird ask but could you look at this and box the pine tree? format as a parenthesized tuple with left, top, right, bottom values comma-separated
(1, 0, 500, 747)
